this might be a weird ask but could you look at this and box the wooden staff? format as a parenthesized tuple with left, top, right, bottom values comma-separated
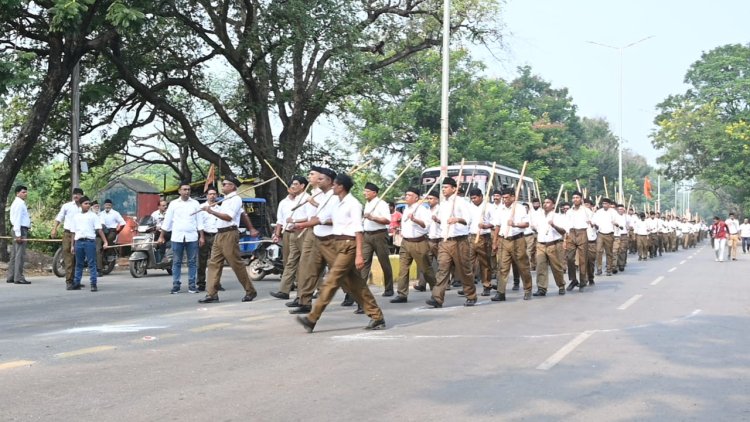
(190, 176, 278, 215)
(576, 179, 582, 193)
(474, 162, 497, 244)
(375, 154, 420, 203)
(553, 183, 565, 211)
(103, 241, 158, 250)
(626, 194, 632, 211)
(603, 176, 609, 198)
(0, 237, 62, 243)
(504, 161, 528, 237)
(404, 176, 443, 220)
(443, 158, 465, 240)
(583, 187, 588, 199)
(534, 180, 541, 200)
(464, 164, 478, 197)
(564, 191, 568, 203)
(262, 159, 290, 190)
(348, 158, 373, 175)
(595, 195, 602, 206)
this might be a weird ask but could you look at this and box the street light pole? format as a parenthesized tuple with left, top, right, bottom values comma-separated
(587, 36, 653, 203)
(439, 0, 450, 179)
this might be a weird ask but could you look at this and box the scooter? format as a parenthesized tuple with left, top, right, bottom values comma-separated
(128, 215, 173, 278)
(247, 240, 283, 281)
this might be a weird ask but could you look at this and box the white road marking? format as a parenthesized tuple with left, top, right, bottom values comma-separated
(668, 267, 677, 272)
(617, 294, 643, 310)
(651, 276, 664, 286)
(680, 260, 686, 265)
(44, 324, 168, 335)
(189, 323, 232, 332)
(0, 360, 35, 371)
(537, 331, 594, 370)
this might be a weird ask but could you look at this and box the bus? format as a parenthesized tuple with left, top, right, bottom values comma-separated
(419, 161, 538, 202)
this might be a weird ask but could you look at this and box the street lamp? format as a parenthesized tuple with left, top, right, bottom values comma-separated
(587, 36, 653, 202)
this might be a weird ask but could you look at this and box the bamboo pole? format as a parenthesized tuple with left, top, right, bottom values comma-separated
(576, 179, 582, 193)
(262, 159, 289, 190)
(603, 176, 609, 198)
(190, 176, 278, 215)
(553, 183, 565, 211)
(0, 237, 62, 243)
(626, 194, 632, 211)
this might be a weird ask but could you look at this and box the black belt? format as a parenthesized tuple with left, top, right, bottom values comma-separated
(364, 229, 388, 235)
(77, 238, 95, 242)
(504, 233, 523, 241)
(204, 232, 217, 236)
(588, 240, 596, 244)
(538, 239, 562, 246)
(217, 226, 237, 233)
(402, 235, 427, 243)
(524, 233, 535, 237)
(428, 238, 441, 243)
(570, 228, 587, 233)
(445, 235, 468, 241)
(334, 235, 356, 241)
(316, 235, 334, 241)
(599, 232, 614, 235)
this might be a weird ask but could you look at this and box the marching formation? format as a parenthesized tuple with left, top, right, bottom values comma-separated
(9, 163, 746, 336)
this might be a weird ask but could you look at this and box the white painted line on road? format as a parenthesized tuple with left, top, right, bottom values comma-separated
(45, 324, 168, 335)
(239, 315, 274, 323)
(537, 331, 594, 370)
(617, 294, 643, 310)
(651, 276, 664, 286)
(55, 345, 116, 358)
(189, 323, 232, 333)
(668, 267, 677, 273)
(0, 360, 35, 371)
(680, 260, 686, 265)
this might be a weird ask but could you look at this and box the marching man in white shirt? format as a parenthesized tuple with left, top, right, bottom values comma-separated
(492, 187, 533, 301)
(270, 176, 309, 300)
(6, 185, 31, 285)
(531, 196, 567, 296)
(71, 196, 108, 291)
(159, 182, 204, 294)
(360, 182, 395, 297)
(51, 187, 84, 289)
(468, 188, 494, 297)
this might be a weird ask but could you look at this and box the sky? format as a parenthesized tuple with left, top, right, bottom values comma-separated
(476, 0, 750, 165)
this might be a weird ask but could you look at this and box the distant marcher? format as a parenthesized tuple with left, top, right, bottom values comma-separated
(6, 185, 31, 285)
(71, 196, 108, 291)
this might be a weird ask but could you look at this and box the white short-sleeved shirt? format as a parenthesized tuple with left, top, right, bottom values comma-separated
(438, 194, 472, 238)
(493, 202, 528, 238)
(216, 194, 244, 229)
(151, 210, 166, 230)
(56, 201, 80, 231)
(363, 198, 391, 232)
(739, 223, 750, 237)
(72, 212, 102, 240)
(100, 209, 125, 229)
(313, 190, 338, 237)
(427, 204, 441, 240)
(400, 203, 431, 238)
(332, 193, 363, 236)
(469, 201, 493, 235)
(201, 205, 220, 234)
(566, 205, 592, 230)
(634, 219, 649, 235)
(592, 208, 616, 234)
(534, 211, 565, 243)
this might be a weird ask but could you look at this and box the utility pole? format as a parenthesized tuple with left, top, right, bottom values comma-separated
(71, 62, 81, 190)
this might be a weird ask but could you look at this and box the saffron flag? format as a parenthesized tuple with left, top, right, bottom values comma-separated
(203, 164, 216, 193)
(643, 176, 653, 200)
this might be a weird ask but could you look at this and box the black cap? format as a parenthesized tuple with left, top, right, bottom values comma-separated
(468, 188, 482, 197)
(406, 186, 421, 196)
(319, 167, 336, 181)
(500, 187, 514, 196)
(79, 196, 91, 204)
(104, 199, 113, 204)
(426, 189, 440, 198)
(442, 177, 457, 187)
(291, 175, 308, 186)
(364, 182, 380, 193)
(224, 176, 242, 188)
(310, 165, 325, 174)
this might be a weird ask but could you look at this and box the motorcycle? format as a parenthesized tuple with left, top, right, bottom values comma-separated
(247, 239, 283, 281)
(128, 215, 173, 278)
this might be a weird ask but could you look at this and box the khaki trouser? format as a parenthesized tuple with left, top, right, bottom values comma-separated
(525, 233, 537, 270)
(595, 232, 615, 273)
(431, 237, 476, 304)
(62, 231, 75, 286)
(536, 240, 565, 291)
(206, 230, 256, 297)
(586, 241, 596, 283)
(417, 239, 441, 289)
(469, 233, 492, 289)
(617, 235, 628, 269)
(277, 230, 303, 294)
(566, 229, 589, 284)
(296, 233, 328, 306)
(197, 232, 216, 288)
(658, 233, 668, 254)
(668, 232, 677, 252)
(498, 236, 532, 294)
(396, 238, 436, 297)
(308, 238, 384, 323)
(637, 235, 649, 259)
(361, 231, 394, 290)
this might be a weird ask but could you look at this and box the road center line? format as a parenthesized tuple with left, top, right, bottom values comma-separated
(617, 294, 643, 310)
(0, 360, 35, 371)
(668, 267, 677, 272)
(537, 331, 594, 370)
(55, 345, 116, 358)
(680, 260, 686, 265)
(651, 276, 664, 286)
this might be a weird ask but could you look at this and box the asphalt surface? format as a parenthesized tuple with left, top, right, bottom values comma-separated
(1, 243, 748, 421)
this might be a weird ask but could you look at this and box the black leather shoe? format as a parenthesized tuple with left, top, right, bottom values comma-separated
(457, 290, 466, 296)
(390, 295, 407, 303)
(481, 287, 491, 296)
(296, 316, 315, 333)
(242, 292, 258, 302)
(70, 284, 81, 290)
(90, 285, 98, 292)
(532, 290, 546, 297)
(451, 280, 462, 287)
(218, 286, 225, 291)
(199, 295, 219, 303)
(289, 305, 311, 314)
(6, 280, 14, 283)
(491, 292, 506, 302)
(523, 291, 532, 300)
(619, 267, 625, 272)
(270, 291, 290, 300)
(366, 319, 386, 330)
(589, 280, 595, 286)
(197, 286, 206, 292)
(512, 283, 520, 291)
(491, 284, 498, 290)
(595, 270, 603, 276)
(566, 280, 579, 291)
(286, 298, 300, 307)
(425, 297, 442, 308)
(340, 295, 354, 306)
(612, 269, 618, 274)
(558, 288, 566, 295)
(413, 285, 426, 292)
(382, 290, 394, 297)
(14, 280, 31, 285)
(354, 307, 364, 314)
(464, 298, 476, 307)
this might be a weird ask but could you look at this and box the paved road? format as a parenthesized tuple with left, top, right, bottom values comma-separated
(1, 245, 749, 421)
